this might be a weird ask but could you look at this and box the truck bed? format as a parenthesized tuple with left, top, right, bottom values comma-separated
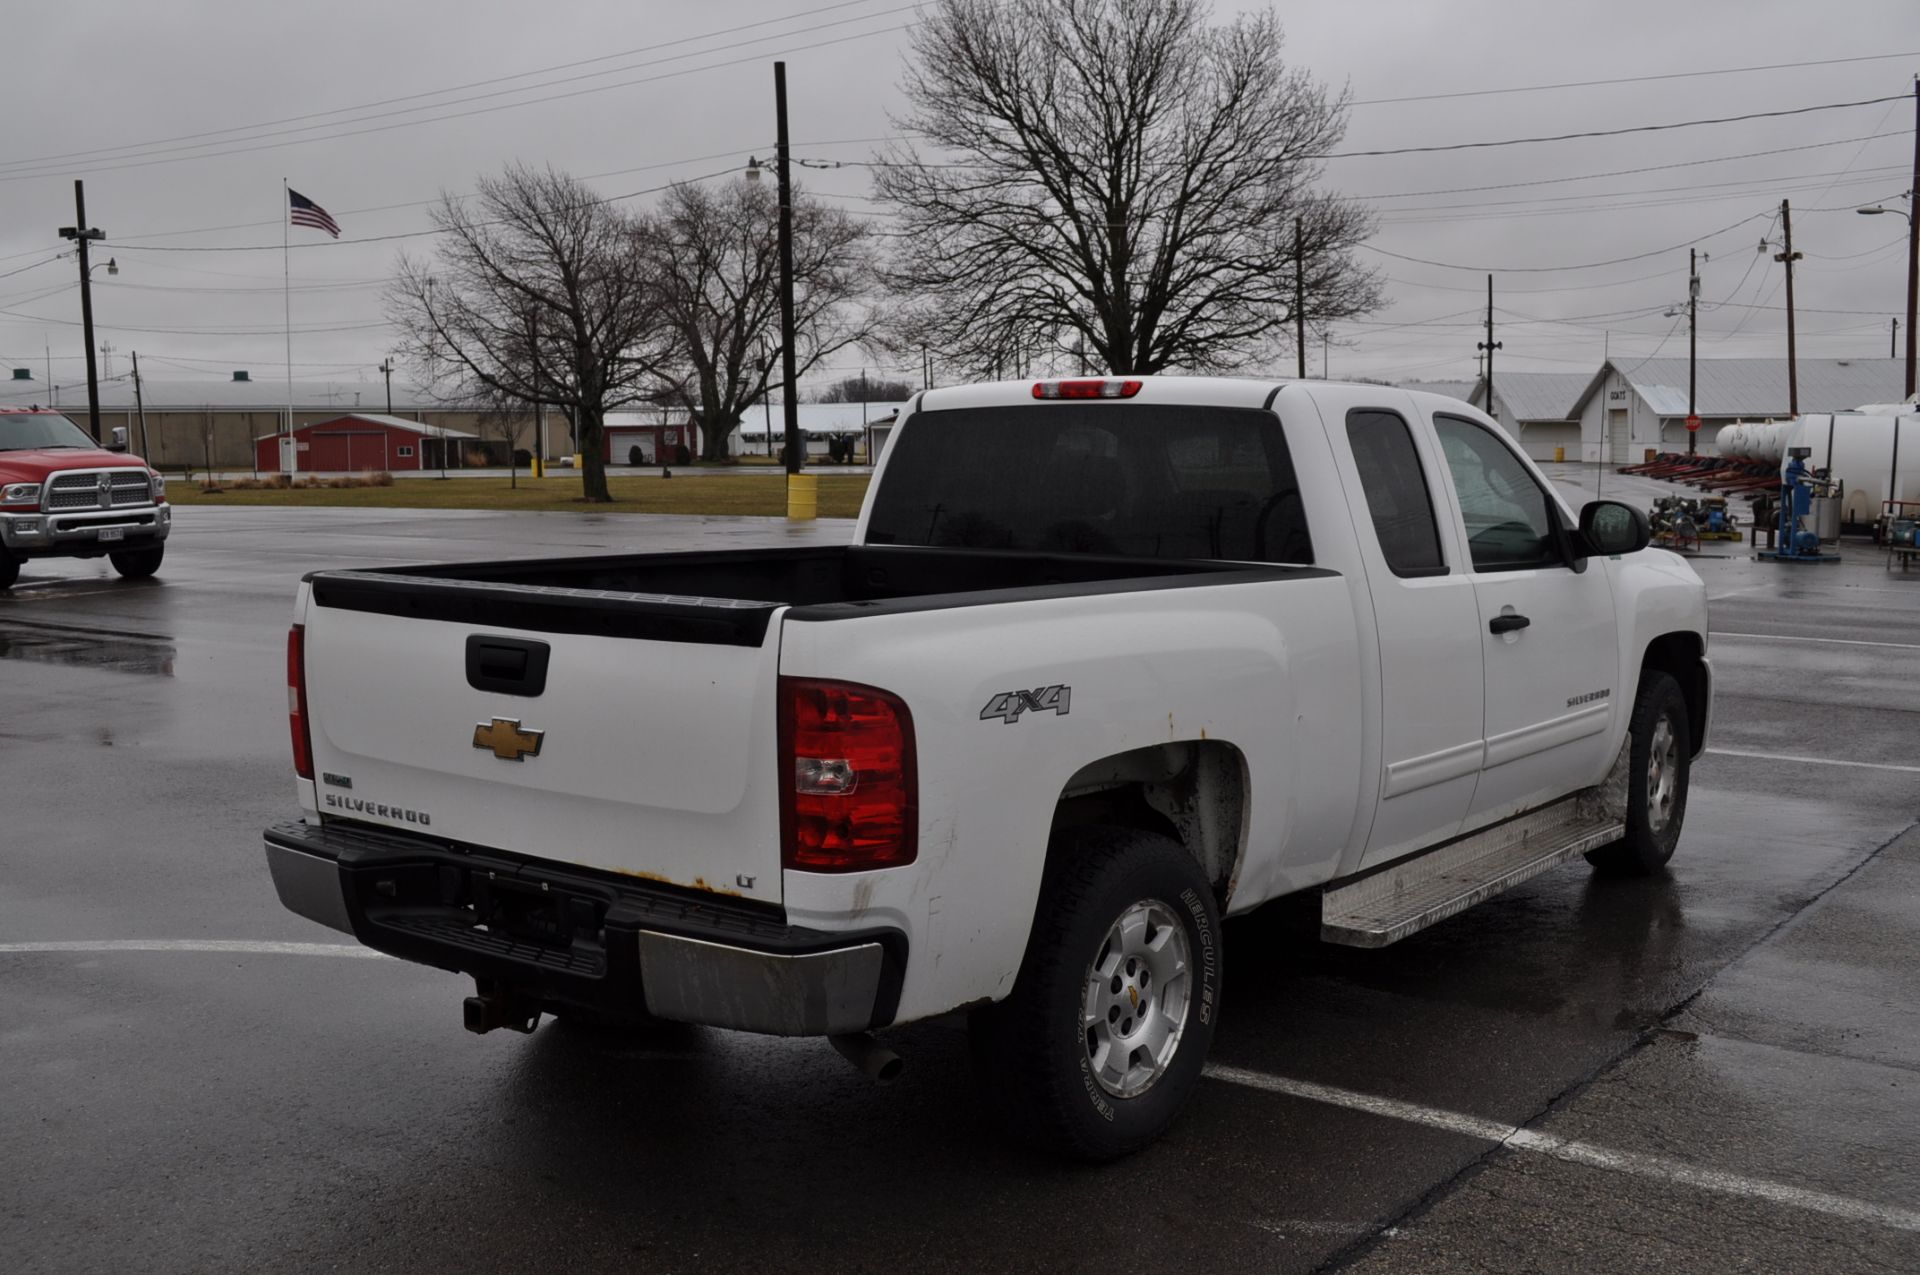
(305, 546, 1312, 646)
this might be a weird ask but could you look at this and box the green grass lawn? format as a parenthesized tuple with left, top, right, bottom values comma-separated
(167, 473, 871, 518)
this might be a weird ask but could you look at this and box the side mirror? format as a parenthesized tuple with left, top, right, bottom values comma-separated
(108, 426, 129, 454)
(1578, 500, 1650, 556)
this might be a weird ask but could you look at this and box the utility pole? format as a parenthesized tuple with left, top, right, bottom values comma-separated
(774, 61, 801, 476)
(1775, 199, 1803, 416)
(57, 179, 105, 441)
(378, 356, 394, 416)
(1323, 330, 1330, 380)
(1687, 248, 1699, 456)
(1894, 318, 1901, 361)
(1477, 274, 1502, 426)
(130, 349, 150, 460)
(1906, 76, 1919, 397)
(1294, 216, 1307, 379)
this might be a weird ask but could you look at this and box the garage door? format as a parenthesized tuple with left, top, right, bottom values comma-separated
(309, 431, 388, 472)
(1607, 410, 1631, 465)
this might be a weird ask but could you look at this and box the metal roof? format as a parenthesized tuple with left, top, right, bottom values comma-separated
(606, 402, 907, 437)
(1474, 372, 1590, 423)
(1573, 358, 1908, 419)
(251, 413, 476, 441)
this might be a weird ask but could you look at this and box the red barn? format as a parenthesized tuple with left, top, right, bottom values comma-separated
(253, 414, 479, 473)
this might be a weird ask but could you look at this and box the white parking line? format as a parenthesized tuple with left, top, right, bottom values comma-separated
(12, 941, 1913, 1233)
(0, 939, 388, 959)
(1205, 1064, 1920, 1234)
(1704, 748, 1920, 775)
(1710, 631, 1920, 651)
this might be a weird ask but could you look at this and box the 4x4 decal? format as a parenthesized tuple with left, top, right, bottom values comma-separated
(980, 685, 1071, 724)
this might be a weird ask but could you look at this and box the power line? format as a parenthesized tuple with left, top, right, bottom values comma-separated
(0, 20, 916, 184)
(0, 257, 61, 283)
(110, 144, 771, 244)
(1327, 94, 1909, 159)
(1375, 170, 1902, 227)
(1360, 211, 1770, 273)
(1375, 163, 1903, 218)
(1350, 131, 1908, 202)
(0, 1, 906, 174)
(110, 164, 745, 252)
(1349, 50, 1920, 107)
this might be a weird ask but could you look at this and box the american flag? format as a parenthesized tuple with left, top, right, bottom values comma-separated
(288, 189, 340, 239)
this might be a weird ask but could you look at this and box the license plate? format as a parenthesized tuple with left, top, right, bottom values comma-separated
(97, 527, 125, 543)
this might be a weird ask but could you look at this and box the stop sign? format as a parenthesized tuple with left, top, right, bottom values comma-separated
(1686, 414, 1701, 432)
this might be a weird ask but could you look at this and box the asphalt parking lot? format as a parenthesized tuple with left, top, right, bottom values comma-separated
(4, 486, 1918, 1274)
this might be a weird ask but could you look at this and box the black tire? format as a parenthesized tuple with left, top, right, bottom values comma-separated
(109, 544, 164, 580)
(0, 552, 18, 590)
(1586, 671, 1691, 876)
(970, 826, 1221, 1160)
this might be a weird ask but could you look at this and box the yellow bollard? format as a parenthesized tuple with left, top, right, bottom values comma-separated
(1554, 446, 1565, 463)
(787, 473, 819, 521)
(573, 453, 585, 471)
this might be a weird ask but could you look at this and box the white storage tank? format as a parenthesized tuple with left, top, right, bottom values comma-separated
(1713, 411, 1920, 528)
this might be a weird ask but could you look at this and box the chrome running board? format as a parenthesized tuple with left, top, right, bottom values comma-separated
(1320, 799, 1623, 948)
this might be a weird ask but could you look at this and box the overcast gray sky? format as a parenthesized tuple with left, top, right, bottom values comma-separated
(3, 0, 1917, 402)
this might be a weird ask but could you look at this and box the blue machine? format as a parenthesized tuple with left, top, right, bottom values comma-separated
(1759, 447, 1839, 564)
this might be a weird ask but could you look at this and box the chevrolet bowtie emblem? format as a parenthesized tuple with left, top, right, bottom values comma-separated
(473, 717, 544, 762)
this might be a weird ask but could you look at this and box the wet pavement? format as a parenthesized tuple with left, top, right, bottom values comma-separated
(3, 492, 1918, 1273)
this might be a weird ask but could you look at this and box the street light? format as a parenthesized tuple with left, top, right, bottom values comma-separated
(1858, 192, 1916, 397)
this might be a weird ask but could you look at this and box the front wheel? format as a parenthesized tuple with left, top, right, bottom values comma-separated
(1586, 670, 1691, 876)
(109, 543, 164, 580)
(970, 826, 1221, 1160)
(0, 551, 18, 590)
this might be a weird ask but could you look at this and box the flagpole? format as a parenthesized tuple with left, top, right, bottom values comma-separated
(283, 177, 295, 479)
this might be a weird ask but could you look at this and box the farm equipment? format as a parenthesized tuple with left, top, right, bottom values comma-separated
(1648, 496, 1740, 552)
(1758, 447, 1840, 565)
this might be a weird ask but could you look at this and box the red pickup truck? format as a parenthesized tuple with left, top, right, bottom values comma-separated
(0, 409, 171, 590)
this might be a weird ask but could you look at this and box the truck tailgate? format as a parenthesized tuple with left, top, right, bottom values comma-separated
(300, 575, 786, 906)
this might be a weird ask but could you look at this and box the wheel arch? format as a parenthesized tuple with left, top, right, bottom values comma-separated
(1050, 740, 1250, 907)
(1639, 631, 1709, 756)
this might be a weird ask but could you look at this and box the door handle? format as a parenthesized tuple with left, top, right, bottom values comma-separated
(1489, 613, 1531, 635)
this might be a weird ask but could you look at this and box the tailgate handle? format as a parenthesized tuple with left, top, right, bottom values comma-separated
(466, 635, 551, 697)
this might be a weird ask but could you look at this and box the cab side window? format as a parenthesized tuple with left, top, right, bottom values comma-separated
(1345, 408, 1446, 577)
(1433, 414, 1561, 571)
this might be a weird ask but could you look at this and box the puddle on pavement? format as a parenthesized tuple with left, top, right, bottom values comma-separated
(0, 619, 177, 678)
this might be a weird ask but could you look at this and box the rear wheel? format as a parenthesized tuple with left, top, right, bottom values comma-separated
(1586, 671, 1690, 876)
(971, 826, 1221, 1160)
(109, 544, 164, 580)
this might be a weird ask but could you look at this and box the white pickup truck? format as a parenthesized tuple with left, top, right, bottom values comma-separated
(265, 376, 1709, 1158)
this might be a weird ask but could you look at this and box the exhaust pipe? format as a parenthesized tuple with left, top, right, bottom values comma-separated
(463, 993, 540, 1035)
(829, 1032, 904, 1083)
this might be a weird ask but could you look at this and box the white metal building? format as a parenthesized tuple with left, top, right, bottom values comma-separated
(1566, 358, 1909, 463)
(1467, 373, 1590, 462)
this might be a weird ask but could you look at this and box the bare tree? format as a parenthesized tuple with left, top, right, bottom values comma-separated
(873, 0, 1382, 378)
(818, 374, 913, 403)
(389, 165, 667, 501)
(638, 179, 871, 462)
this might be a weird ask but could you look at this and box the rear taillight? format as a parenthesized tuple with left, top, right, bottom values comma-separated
(1032, 378, 1143, 399)
(287, 624, 313, 780)
(779, 677, 916, 872)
